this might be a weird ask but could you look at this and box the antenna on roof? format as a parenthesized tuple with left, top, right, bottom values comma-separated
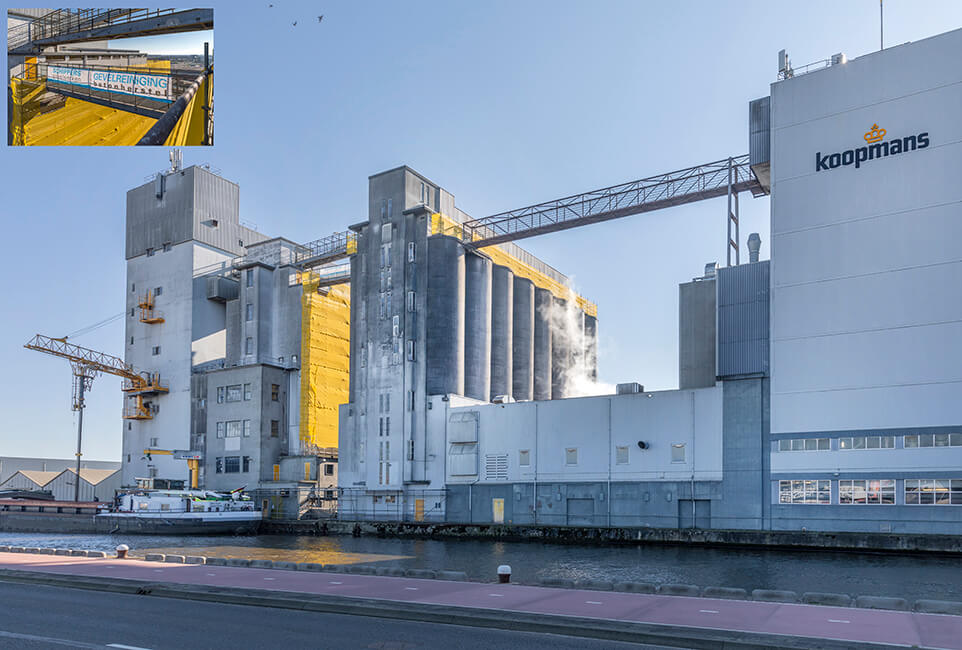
(169, 148, 182, 173)
(880, 0, 884, 50)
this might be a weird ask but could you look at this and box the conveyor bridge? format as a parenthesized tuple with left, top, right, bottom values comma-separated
(294, 154, 764, 270)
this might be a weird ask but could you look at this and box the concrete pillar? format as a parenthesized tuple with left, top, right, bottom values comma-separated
(425, 236, 465, 396)
(463, 252, 492, 402)
(489, 265, 514, 401)
(550, 297, 569, 399)
(511, 277, 534, 401)
(533, 288, 553, 401)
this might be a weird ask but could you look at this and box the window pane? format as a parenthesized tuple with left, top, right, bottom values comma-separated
(935, 434, 950, 447)
(920, 434, 934, 447)
(791, 439, 804, 451)
(779, 439, 791, 452)
(853, 437, 865, 449)
(817, 438, 830, 451)
(881, 436, 894, 448)
(920, 491, 935, 505)
(951, 433, 962, 447)
(804, 438, 817, 451)
(904, 435, 918, 448)
(952, 492, 962, 505)
(867, 437, 880, 449)
(839, 437, 851, 450)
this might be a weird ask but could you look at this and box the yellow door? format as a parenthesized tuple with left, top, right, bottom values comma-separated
(415, 499, 424, 522)
(492, 498, 505, 524)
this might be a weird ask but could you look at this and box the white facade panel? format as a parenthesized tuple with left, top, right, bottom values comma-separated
(445, 386, 724, 485)
(770, 28, 962, 434)
(772, 447, 962, 475)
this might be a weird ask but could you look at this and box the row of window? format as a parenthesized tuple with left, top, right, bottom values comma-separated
(776, 433, 961, 452)
(215, 456, 252, 473)
(450, 444, 688, 468)
(778, 479, 962, 505)
(144, 242, 173, 257)
(215, 383, 280, 403)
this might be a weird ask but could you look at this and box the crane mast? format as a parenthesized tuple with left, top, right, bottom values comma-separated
(24, 334, 168, 500)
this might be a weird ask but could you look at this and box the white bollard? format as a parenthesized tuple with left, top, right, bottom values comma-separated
(116, 544, 129, 559)
(497, 564, 512, 584)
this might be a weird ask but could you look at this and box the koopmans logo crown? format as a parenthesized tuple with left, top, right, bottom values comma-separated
(864, 123, 886, 143)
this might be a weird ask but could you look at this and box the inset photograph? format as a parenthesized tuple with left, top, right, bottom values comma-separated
(7, 8, 213, 146)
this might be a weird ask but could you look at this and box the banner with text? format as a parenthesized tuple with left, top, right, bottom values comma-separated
(47, 65, 173, 103)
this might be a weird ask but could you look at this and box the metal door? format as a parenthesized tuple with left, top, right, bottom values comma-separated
(492, 498, 504, 524)
(566, 498, 594, 526)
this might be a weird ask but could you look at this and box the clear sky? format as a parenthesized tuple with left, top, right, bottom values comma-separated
(2, 1, 961, 461)
(110, 30, 213, 56)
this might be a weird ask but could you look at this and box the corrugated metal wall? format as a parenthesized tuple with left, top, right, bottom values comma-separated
(717, 261, 770, 377)
(749, 96, 771, 169)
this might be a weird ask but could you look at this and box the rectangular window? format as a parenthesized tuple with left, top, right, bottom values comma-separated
(671, 443, 686, 463)
(840, 436, 895, 450)
(385, 416, 390, 436)
(246, 269, 254, 287)
(324, 464, 334, 476)
(151, 346, 161, 356)
(406, 340, 415, 361)
(130, 336, 134, 345)
(616, 446, 629, 464)
(245, 337, 253, 355)
(273, 464, 280, 481)
(779, 437, 830, 451)
(565, 447, 578, 466)
(778, 479, 831, 504)
(215, 457, 223, 473)
(245, 303, 253, 321)
(408, 242, 416, 263)
(408, 390, 416, 411)
(226, 384, 242, 402)
(906, 433, 962, 448)
(155, 286, 162, 296)
(387, 198, 393, 220)
(271, 420, 279, 437)
(226, 421, 242, 438)
(217, 386, 225, 403)
(840, 479, 895, 505)
(905, 479, 962, 505)
(271, 384, 280, 401)
(224, 456, 240, 473)
(131, 283, 136, 293)
(216, 422, 225, 439)
(519, 449, 530, 467)
(407, 439, 414, 461)
(407, 290, 416, 313)
(243, 420, 251, 437)
(244, 383, 251, 400)
(130, 308, 135, 317)
(242, 456, 252, 472)
(149, 437, 158, 447)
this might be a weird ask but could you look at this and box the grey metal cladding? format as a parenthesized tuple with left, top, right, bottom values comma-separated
(717, 261, 770, 377)
(749, 96, 771, 168)
(126, 166, 269, 260)
(126, 167, 194, 259)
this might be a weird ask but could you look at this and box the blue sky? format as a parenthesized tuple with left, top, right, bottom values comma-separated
(3, 1, 961, 461)
(111, 30, 213, 56)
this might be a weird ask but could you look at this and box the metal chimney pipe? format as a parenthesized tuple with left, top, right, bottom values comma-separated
(747, 233, 761, 263)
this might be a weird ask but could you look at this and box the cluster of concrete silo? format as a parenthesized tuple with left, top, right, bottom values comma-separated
(425, 235, 597, 402)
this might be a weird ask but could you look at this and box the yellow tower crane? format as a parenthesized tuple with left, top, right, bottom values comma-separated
(24, 334, 170, 501)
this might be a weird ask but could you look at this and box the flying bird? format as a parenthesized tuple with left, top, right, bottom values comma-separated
(318, 15, 323, 22)
(292, 20, 297, 26)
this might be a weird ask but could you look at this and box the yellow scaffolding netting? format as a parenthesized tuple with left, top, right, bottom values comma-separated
(299, 274, 350, 451)
(430, 212, 597, 317)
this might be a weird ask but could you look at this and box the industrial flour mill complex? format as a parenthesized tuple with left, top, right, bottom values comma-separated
(101, 26, 961, 534)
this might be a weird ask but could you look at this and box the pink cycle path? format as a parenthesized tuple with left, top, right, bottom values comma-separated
(1, 552, 959, 649)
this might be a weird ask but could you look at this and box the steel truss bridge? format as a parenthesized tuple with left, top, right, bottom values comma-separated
(292, 154, 764, 273)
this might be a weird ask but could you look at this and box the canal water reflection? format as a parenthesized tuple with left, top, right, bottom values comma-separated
(2, 531, 960, 602)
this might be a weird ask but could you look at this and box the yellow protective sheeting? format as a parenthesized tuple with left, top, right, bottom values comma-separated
(20, 97, 156, 146)
(165, 72, 211, 146)
(299, 275, 350, 451)
(430, 212, 597, 317)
